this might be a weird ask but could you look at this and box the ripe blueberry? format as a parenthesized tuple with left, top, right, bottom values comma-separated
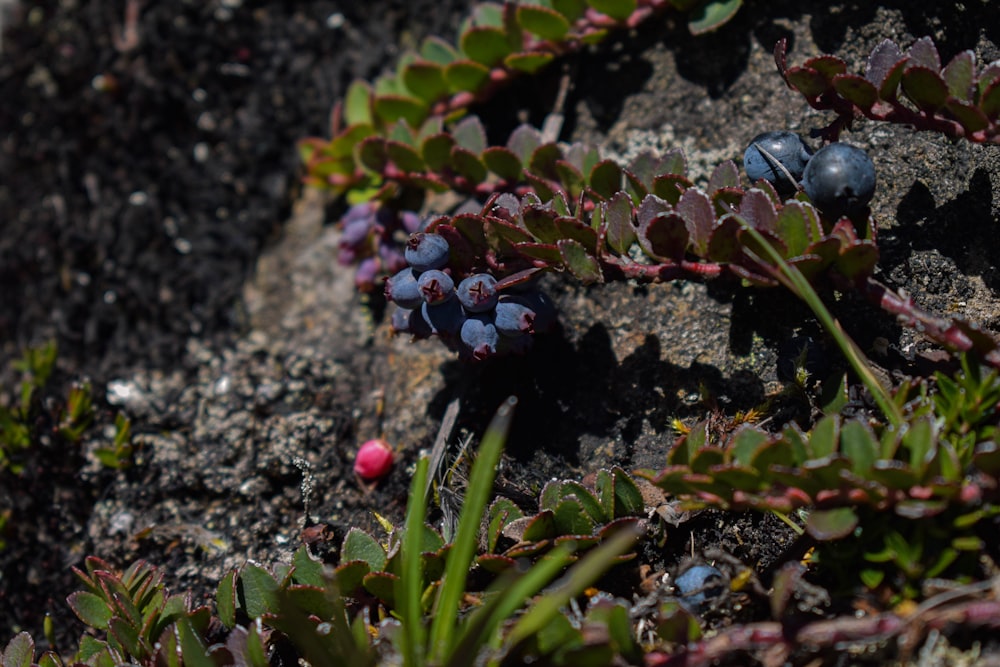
(421, 297, 466, 336)
(417, 269, 455, 305)
(494, 298, 536, 337)
(674, 564, 725, 614)
(460, 315, 500, 361)
(743, 131, 813, 194)
(801, 142, 876, 217)
(456, 273, 499, 313)
(405, 232, 450, 272)
(385, 268, 423, 309)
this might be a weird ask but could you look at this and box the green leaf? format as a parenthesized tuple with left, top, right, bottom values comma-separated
(373, 94, 428, 128)
(504, 51, 556, 74)
(554, 497, 597, 535)
(402, 60, 449, 103)
(460, 26, 513, 67)
(421, 133, 456, 171)
(483, 146, 525, 181)
(942, 50, 976, 100)
(238, 563, 279, 619)
(807, 415, 839, 459)
(517, 4, 570, 40)
(687, 0, 742, 35)
(901, 66, 949, 112)
(215, 570, 237, 629)
(452, 115, 488, 153)
(786, 66, 829, 99)
(508, 125, 542, 165)
(553, 0, 587, 22)
(602, 191, 637, 254)
(729, 427, 770, 466)
(523, 509, 557, 541)
(840, 419, 878, 476)
(67, 591, 113, 630)
(558, 239, 603, 283)
(589, 160, 624, 199)
(612, 466, 644, 517)
(3, 632, 34, 667)
(344, 80, 373, 126)
(805, 507, 858, 540)
(639, 212, 688, 262)
(421, 36, 459, 65)
(981, 78, 1000, 120)
(444, 60, 491, 93)
(341, 528, 388, 572)
(451, 146, 488, 185)
(774, 202, 818, 257)
(585, 0, 636, 22)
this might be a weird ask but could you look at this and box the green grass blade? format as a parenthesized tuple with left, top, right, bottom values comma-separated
(398, 456, 430, 667)
(735, 217, 903, 428)
(429, 396, 518, 662)
(504, 523, 640, 650)
(444, 543, 577, 666)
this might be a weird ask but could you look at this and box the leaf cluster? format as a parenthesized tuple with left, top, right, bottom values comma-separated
(300, 0, 742, 198)
(777, 37, 1000, 143)
(645, 355, 1000, 591)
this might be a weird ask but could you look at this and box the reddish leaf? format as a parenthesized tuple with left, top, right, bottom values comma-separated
(513, 242, 562, 264)
(706, 160, 739, 194)
(677, 189, 715, 257)
(835, 239, 879, 282)
(865, 39, 903, 86)
(555, 216, 598, 253)
(737, 188, 778, 232)
(906, 36, 941, 70)
(803, 55, 847, 81)
(832, 74, 879, 111)
(786, 66, 829, 100)
(3, 632, 34, 667)
(627, 151, 660, 190)
(639, 212, 689, 262)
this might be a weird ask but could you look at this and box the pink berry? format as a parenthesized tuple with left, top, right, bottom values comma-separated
(354, 439, 393, 480)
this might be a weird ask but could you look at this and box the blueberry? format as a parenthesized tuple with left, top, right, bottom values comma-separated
(421, 297, 466, 336)
(405, 232, 450, 272)
(354, 257, 379, 292)
(400, 211, 423, 235)
(379, 243, 408, 275)
(460, 315, 500, 361)
(456, 274, 499, 313)
(340, 218, 373, 249)
(801, 143, 876, 217)
(743, 131, 813, 194)
(674, 565, 725, 614)
(417, 269, 455, 305)
(384, 268, 423, 309)
(391, 307, 433, 339)
(392, 307, 433, 338)
(494, 298, 536, 337)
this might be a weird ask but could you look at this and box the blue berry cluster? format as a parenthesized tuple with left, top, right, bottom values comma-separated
(743, 131, 876, 217)
(336, 202, 423, 292)
(386, 231, 556, 361)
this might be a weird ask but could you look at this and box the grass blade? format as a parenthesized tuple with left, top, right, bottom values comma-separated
(398, 456, 431, 667)
(429, 396, 518, 661)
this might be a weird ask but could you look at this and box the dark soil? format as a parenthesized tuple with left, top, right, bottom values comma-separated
(2, 0, 1000, 663)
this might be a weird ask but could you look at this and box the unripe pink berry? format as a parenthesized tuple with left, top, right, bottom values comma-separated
(354, 439, 393, 480)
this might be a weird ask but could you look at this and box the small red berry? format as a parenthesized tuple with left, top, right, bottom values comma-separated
(354, 439, 393, 480)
